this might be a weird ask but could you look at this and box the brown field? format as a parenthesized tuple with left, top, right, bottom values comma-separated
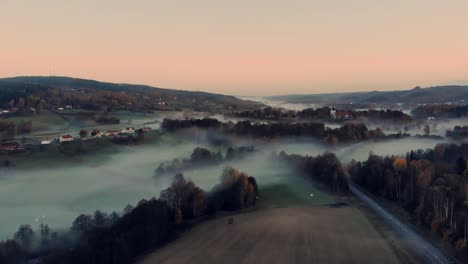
(138, 206, 423, 264)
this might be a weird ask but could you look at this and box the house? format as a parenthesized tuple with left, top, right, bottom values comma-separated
(0, 143, 19, 151)
(0, 142, 20, 152)
(40, 139, 53, 145)
(59, 134, 74, 143)
(65, 105, 73, 109)
(58, 107, 64, 111)
(106, 130, 121, 136)
(142, 127, 152, 132)
(121, 127, 135, 134)
(336, 111, 353, 120)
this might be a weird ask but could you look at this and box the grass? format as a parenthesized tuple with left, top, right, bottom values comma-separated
(1, 110, 69, 132)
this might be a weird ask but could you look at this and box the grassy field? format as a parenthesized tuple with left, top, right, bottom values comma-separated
(260, 180, 334, 207)
(1, 110, 69, 132)
(138, 206, 420, 264)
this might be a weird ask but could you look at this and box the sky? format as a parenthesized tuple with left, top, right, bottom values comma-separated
(1, 0, 468, 96)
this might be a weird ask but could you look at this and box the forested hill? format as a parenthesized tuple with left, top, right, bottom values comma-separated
(0, 76, 262, 112)
(268, 85, 468, 106)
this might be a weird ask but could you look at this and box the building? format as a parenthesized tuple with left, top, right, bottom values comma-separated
(40, 139, 52, 145)
(0, 142, 20, 152)
(336, 111, 353, 120)
(142, 127, 152, 132)
(121, 127, 135, 134)
(59, 134, 74, 143)
(106, 130, 121, 136)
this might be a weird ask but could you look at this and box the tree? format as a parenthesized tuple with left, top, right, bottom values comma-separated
(123, 204, 134, 215)
(79, 130, 88, 138)
(93, 210, 108, 227)
(8, 99, 15, 109)
(17, 97, 25, 111)
(424, 124, 430, 136)
(0, 240, 22, 264)
(456, 156, 467, 174)
(14, 225, 35, 251)
(71, 214, 93, 233)
(212, 167, 259, 210)
(39, 224, 51, 249)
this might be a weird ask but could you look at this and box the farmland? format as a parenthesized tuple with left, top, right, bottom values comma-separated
(138, 206, 424, 264)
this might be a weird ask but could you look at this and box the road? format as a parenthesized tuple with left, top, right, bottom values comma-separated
(350, 182, 455, 264)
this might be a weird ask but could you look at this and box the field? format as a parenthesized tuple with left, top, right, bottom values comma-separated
(138, 206, 423, 264)
(2, 110, 68, 132)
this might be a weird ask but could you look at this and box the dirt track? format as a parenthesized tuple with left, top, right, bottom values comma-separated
(138, 206, 418, 264)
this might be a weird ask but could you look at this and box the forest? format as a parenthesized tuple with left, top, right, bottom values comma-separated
(228, 106, 413, 123)
(412, 104, 468, 119)
(446, 126, 468, 139)
(349, 143, 468, 260)
(0, 168, 259, 264)
(162, 118, 387, 144)
(0, 77, 260, 114)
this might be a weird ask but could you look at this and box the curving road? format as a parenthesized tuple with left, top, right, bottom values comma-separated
(350, 183, 455, 264)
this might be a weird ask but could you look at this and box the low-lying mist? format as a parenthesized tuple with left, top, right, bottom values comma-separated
(0, 129, 450, 239)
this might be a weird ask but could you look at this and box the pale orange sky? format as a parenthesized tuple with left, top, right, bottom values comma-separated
(1, 0, 468, 95)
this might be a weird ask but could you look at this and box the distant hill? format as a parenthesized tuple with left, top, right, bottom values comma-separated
(0, 76, 262, 112)
(268, 86, 468, 106)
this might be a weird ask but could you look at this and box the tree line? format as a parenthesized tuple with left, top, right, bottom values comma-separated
(0, 120, 33, 140)
(0, 167, 259, 264)
(162, 118, 390, 144)
(277, 151, 349, 193)
(154, 146, 255, 177)
(446, 126, 468, 139)
(227, 106, 413, 123)
(349, 143, 468, 261)
(412, 104, 468, 119)
(0, 78, 259, 114)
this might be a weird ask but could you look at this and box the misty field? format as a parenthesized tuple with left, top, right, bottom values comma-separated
(138, 206, 408, 264)
(0, 133, 448, 239)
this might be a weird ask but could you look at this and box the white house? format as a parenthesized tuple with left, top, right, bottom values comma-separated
(121, 127, 135, 134)
(40, 139, 52, 145)
(106, 130, 121, 136)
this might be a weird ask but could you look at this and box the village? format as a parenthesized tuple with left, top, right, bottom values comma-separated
(0, 125, 153, 153)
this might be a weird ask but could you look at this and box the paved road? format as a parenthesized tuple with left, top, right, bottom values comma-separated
(350, 183, 455, 264)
